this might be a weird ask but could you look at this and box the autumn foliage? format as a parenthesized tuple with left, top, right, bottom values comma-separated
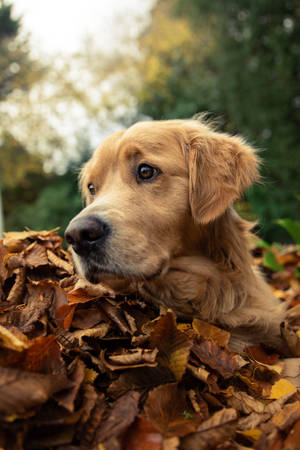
(0, 229, 300, 449)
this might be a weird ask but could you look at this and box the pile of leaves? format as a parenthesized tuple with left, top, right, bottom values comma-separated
(0, 229, 300, 450)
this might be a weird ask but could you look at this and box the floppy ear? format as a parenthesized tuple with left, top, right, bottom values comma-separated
(188, 130, 260, 224)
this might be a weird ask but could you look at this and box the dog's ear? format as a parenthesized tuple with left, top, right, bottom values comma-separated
(187, 129, 260, 224)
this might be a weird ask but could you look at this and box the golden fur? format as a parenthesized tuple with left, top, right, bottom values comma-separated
(67, 119, 287, 349)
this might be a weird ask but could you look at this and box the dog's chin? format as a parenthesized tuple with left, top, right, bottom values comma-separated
(81, 261, 167, 285)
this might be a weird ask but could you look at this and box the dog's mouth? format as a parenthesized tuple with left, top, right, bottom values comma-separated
(80, 258, 168, 285)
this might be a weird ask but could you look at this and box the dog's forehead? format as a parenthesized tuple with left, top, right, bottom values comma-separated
(90, 122, 185, 175)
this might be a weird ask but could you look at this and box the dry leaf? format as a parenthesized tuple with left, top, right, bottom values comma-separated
(47, 249, 73, 273)
(123, 417, 163, 450)
(150, 311, 193, 381)
(144, 383, 203, 438)
(268, 378, 297, 399)
(192, 340, 239, 379)
(0, 325, 28, 351)
(93, 391, 140, 445)
(192, 318, 230, 347)
(271, 401, 300, 430)
(23, 243, 49, 268)
(0, 366, 72, 416)
(6, 267, 26, 303)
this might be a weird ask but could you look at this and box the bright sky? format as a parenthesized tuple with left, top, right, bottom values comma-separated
(12, 0, 154, 55)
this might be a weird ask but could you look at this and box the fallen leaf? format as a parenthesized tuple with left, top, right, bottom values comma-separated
(244, 345, 280, 365)
(55, 304, 76, 330)
(23, 242, 49, 268)
(239, 429, 262, 441)
(55, 359, 85, 412)
(180, 408, 237, 450)
(268, 378, 297, 399)
(192, 340, 238, 379)
(225, 389, 265, 414)
(144, 383, 203, 438)
(0, 366, 73, 416)
(108, 366, 174, 399)
(6, 267, 26, 303)
(271, 401, 300, 430)
(123, 417, 163, 450)
(92, 391, 140, 445)
(283, 419, 300, 449)
(150, 311, 193, 381)
(0, 324, 28, 351)
(192, 318, 230, 347)
(47, 249, 73, 273)
(71, 323, 110, 346)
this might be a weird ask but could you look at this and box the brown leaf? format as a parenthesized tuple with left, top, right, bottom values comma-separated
(283, 419, 300, 449)
(238, 411, 270, 431)
(101, 300, 133, 334)
(192, 318, 230, 347)
(144, 383, 203, 438)
(192, 339, 238, 379)
(10, 282, 54, 334)
(55, 359, 85, 412)
(225, 388, 265, 414)
(55, 304, 76, 330)
(71, 323, 110, 346)
(79, 392, 106, 448)
(23, 242, 49, 268)
(244, 345, 280, 365)
(3, 228, 60, 252)
(271, 401, 300, 430)
(108, 367, 174, 399)
(180, 408, 237, 450)
(150, 311, 193, 381)
(71, 306, 105, 329)
(67, 278, 114, 304)
(0, 240, 8, 284)
(6, 267, 26, 303)
(109, 348, 158, 366)
(23, 334, 63, 374)
(123, 417, 163, 450)
(47, 249, 74, 273)
(93, 391, 140, 445)
(0, 366, 73, 416)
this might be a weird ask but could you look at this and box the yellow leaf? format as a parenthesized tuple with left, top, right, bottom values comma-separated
(84, 368, 98, 385)
(177, 323, 192, 331)
(268, 378, 297, 399)
(0, 325, 28, 351)
(240, 429, 262, 441)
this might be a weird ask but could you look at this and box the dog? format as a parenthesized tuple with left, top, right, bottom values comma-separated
(65, 118, 287, 349)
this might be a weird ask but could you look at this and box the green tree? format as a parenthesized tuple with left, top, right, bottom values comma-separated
(138, 0, 300, 241)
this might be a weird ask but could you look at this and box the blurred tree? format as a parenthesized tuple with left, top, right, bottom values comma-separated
(138, 0, 300, 241)
(4, 136, 91, 235)
(0, 1, 45, 234)
(137, 0, 218, 119)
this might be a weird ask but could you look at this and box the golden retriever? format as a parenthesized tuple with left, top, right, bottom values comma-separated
(65, 118, 286, 349)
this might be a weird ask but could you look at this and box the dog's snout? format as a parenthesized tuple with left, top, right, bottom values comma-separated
(65, 215, 109, 254)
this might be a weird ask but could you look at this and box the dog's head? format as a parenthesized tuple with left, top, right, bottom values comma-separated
(65, 119, 259, 283)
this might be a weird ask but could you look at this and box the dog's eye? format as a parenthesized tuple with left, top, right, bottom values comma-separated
(88, 183, 96, 197)
(137, 164, 159, 182)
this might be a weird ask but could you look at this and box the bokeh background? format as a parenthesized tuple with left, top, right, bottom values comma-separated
(0, 0, 299, 242)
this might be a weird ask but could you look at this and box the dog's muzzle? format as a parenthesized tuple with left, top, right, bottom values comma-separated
(65, 214, 110, 257)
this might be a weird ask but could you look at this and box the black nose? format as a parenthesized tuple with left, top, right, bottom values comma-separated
(65, 215, 109, 255)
